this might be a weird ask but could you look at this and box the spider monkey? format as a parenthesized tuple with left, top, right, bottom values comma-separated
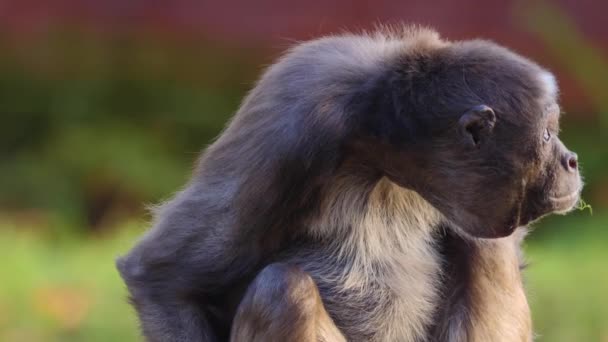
(117, 27, 582, 342)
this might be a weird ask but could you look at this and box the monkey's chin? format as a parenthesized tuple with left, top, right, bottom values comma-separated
(518, 193, 580, 228)
(548, 191, 581, 214)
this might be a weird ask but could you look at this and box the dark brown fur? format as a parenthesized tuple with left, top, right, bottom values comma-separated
(117, 27, 581, 341)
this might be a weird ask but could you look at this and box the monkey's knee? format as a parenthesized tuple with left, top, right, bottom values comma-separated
(231, 263, 322, 342)
(116, 252, 155, 290)
(116, 254, 153, 312)
(116, 254, 141, 282)
(116, 251, 172, 304)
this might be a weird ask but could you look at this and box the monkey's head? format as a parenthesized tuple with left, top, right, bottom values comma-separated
(367, 39, 582, 238)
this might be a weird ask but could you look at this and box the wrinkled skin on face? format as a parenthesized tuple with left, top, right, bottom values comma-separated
(518, 103, 582, 226)
(381, 42, 582, 238)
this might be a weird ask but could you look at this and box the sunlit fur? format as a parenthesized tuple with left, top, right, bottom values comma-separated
(305, 176, 444, 341)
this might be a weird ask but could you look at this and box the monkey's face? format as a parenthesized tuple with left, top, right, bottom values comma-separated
(405, 101, 582, 239)
(517, 103, 582, 228)
(381, 97, 581, 239)
(368, 43, 583, 238)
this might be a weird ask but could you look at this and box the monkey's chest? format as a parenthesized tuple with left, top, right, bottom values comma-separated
(290, 251, 443, 342)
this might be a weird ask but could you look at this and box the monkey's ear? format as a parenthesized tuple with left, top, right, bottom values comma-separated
(458, 105, 496, 148)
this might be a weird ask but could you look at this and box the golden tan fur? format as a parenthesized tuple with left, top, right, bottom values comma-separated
(307, 177, 444, 341)
(301, 176, 533, 341)
(467, 231, 533, 342)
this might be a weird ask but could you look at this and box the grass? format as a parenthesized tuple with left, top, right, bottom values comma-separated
(0, 213, 606, 341)
(0, 221, 143, 341)
(525, 211, 608, 342)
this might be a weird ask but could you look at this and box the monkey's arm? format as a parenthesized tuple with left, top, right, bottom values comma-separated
(116, 186, 261, 342)
(231, 263, 346, 342)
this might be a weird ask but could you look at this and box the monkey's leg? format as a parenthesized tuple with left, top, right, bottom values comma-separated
(117, 255, 220, 342)
(230, 263, 346, 342)
(117, 190, 263, 341)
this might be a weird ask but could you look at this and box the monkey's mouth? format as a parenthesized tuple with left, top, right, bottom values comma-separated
(548, 190, 581, 214)
(518, 187, 581, 227)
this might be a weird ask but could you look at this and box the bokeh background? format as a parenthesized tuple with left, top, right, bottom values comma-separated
(0, 0, 606, 341)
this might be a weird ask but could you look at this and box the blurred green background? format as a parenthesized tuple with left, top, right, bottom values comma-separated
(0, 1, 606, 341)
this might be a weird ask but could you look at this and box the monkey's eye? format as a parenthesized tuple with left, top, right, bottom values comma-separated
(543, 128, 551, 142)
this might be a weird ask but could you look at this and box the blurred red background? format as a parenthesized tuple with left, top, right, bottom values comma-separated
(1, 0, 606, 113)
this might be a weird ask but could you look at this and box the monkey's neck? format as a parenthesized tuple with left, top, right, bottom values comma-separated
(308, 171, 444, 255)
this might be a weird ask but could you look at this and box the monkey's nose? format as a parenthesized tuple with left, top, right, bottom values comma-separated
(562, 152, 578, 172)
